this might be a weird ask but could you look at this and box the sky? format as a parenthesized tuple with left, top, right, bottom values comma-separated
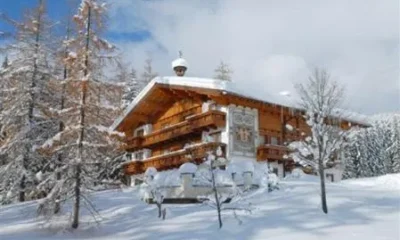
(0, 0, 399, 115)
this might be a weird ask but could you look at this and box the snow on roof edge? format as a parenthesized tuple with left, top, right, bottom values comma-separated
(110, 76, 371, 130)
(110, 77, 159, 130)
(110, 76, 231, 130)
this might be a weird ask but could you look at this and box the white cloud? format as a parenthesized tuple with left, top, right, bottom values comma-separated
(108, 0, 399, 115)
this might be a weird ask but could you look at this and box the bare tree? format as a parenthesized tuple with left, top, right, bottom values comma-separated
(198, 148, 251, 228)
(290, 68, 346, 214)
(214, 61, 233, 81)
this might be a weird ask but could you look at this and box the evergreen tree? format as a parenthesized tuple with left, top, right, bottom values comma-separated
(343, 114, 400, 178)
(214, 61, 233, 81)
(1, 56, 9, 69)
(140, 57, 157, 88)
(118, 63, 139, 109)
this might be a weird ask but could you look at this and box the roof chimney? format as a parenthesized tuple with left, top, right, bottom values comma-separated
(172, 51, 188, 77)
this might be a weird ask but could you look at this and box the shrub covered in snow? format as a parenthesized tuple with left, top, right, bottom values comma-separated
(268, 173, 279, 191)
(144, 167, 157, 180)
(179, 162, 197, 174)
(242, 161, 255, 173)
(154, 170, 180, 187)
(285, 168, 305, 179)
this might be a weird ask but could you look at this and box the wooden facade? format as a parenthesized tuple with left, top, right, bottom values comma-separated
(114, 80, 365, 176)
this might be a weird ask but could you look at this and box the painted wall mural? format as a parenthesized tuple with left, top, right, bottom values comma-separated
(229, 107, 258, 156)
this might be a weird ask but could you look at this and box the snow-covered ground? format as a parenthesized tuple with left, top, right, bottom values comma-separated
(1, 174, 399, 240)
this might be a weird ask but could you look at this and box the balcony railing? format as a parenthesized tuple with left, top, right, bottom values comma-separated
(124, 142, 226, 175)
(125, 110, 226, 150)
(256, 144, 292, 161)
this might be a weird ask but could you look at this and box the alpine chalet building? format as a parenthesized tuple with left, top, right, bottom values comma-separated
(111, 57, 366, 183)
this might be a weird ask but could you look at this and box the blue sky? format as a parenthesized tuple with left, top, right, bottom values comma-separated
(0, 0, 151, 43)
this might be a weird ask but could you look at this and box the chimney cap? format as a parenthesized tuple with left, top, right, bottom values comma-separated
(172, 57, 188, 70)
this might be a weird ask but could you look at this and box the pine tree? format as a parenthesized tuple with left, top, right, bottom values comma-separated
(118, 63, 139, 109)
(0, 0, 59, 204)
(344, 114, 400, 178)
(214, 61, 233, 81)
(1, 56, 9, 69)
(37, 0, 123, 229)
(140, 57, 157, 88)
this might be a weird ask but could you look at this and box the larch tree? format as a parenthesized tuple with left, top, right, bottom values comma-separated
(214, 61, 233, 81)
(36, 13, 74, 215)
(0, 0, 59, 204)
(37, 0, 123, 229)
(289, 68, 346, 214)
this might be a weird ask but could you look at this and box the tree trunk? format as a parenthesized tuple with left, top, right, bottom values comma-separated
(211, 166, 223, 228)
(54, 155, 62, 214)
(157, 202, 162, 218)
(71, 5, 91, 229)
(319, 165, 328, 214)
(19, 174, 26, 202)
(71, 163, 81, 229)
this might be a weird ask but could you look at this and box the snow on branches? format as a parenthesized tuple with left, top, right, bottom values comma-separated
(0, 0, 59, 204)
(35, 0, 123, 229)
(343, 114, 400, 178)
(289, 68, 346, 214)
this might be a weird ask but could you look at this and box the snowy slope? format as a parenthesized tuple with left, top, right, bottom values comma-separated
(0, 174, 399, 240)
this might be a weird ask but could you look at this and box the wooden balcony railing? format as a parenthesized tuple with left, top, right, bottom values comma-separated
(125, 110, 226, 150)
(256, 144, 292, 161)
(123, 142, 226, 175)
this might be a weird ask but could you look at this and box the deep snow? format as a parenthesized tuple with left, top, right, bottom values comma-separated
(0, 174, 399, 240)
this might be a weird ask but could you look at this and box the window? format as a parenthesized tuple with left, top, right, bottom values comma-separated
(163, 148, 170, 154)
(273, 168, 279, 175)
(209, 131, 221, 142)
(258, 135, 265, 146)
(326, 173, 334, 182)
(136, 129, 144, 137)
(270, 136, 279, 145)
(135, 151, 144, 160)
(209, 103, 217, 110)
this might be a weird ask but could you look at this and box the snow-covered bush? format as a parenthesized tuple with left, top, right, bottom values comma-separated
(286, 168, 305, 179)
(179, 162, 197, 175)
(268, 173, 279, 191)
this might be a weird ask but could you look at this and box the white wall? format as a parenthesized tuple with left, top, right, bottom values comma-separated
(324, 168, 344, 182)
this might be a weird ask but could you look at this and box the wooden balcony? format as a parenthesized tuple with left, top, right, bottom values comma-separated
(256, 144, 292, 161)
(125, 110, 226, 150)
(124, 142, 226, 175)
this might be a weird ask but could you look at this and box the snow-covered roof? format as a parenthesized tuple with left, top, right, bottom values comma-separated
(111, 76, 370, 130)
